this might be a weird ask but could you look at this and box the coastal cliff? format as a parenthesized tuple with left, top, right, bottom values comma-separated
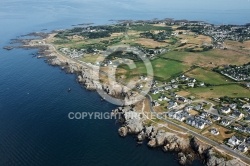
(113, 106, 247, 166)
(17, 34, 248, 166)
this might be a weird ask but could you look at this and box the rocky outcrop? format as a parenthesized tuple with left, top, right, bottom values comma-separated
(190, 137, 210, 155)
(22, 34, 248, 166)
(116, 106, 144, 137)
(118, 127, 128, 137)
(178, 152, 187, 165)
(205, 149, 247, 166)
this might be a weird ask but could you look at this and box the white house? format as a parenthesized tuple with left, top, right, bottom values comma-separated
(211, 128, 220, 135)
(186, 117, 205, 129)
(238, 143, 248, 153)
(228, 136, 242, 146)
(221, 119, 230, 126)
(188, 83, 195, 88)
(168, 101, 178, 109)
(221, 107, 231, 114)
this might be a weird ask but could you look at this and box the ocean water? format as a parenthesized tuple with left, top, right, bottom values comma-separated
(1, 1, 250, 166)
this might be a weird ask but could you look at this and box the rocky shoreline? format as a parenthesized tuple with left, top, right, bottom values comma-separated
(113, 105, 246, 165)
(11, 33, 248, 166)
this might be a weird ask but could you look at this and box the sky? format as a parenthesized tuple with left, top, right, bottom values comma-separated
(1, 0, 250, 26)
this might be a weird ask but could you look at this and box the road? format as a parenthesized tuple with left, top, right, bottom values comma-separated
(146, 94, 250, 165)
(32, 40, 250, 165)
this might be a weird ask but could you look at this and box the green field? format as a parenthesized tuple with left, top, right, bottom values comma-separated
(186, 84, 250, 98)
(186, 67, 229, 85)
(160, 51, 190, 61)
(118, 58, 189, 81)
(130, 24, 172, 31)
(151, 58, 188, 81)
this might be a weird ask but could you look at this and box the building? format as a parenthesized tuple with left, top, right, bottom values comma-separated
(210, 128, 220, 135)
(168, 101, 178, 109)
(232, 111, 244, 120)
(173, 111, 186, 122)
(188, 83, 195, 88)
(186, 117, 206, 129)
(221, 119, 230, 126)
(212, 115, 221, 121)
(238, 142, 248, 153)
(152, 101, 160, 107)
(221, 107, 231, 114)
(228, 135, 243, 147)
(246, 82, 250, 88)
(178, 97, 188, 103)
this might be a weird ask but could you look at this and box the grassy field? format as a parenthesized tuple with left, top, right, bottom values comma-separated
(130, 24, 172, 31)
(117, 58, 189, 81)
(185, 84, 250, 98)
(186, 67, 229, 85)
(161, 49, 250, 68)
(80, 54, 103, 64)
(202, 124, 235, 143)
(151, 58, 189, 81)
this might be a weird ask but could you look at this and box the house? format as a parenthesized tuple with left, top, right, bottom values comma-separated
(172, 84, 179, 89)
(212, 115, 221, 121)
(152, 90, 159, 94)
(158, 87, 164, 92)
(190, 78, 196, 83)
(171, 79, 176, 83)
(201, 112, 210, 118)
(152, 101, 160, 107)
(173, 112, 186, 122)
(246, 82, 250, 88)
(232, 111, 244, 120)
(221, 107, 231, 114)
(158, 97, 163, 102)
(200, 82, 205, 86)
(136, 84, 144, 89)
(165, 85, 172, 91)
(167, 111, 175, 118)
(244, 116, 250, 123)
(195, 121, 205, 129)
(238, 142, 248, 153)
(194, 104, 203, 111)
(186, 117, 205, 129)
(140, 76, 148, 81)
(168, 101, 178, 109)
(245, 127, 250, 134)
(242, 104, 250, 109)
(184, 106, 192, 112)
(162, 96, 170, 101)
(178, 97, 188, 103)
(221, 119, 230, 126)
(158, 96, 169, 102)
(229, 103, 237, 110)
(228, 135, 242, 146)
(188, 83, 195, 88)
(210, 128, 220, 135)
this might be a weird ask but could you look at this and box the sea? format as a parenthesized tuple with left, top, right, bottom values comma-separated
(0, 0, 250, 166)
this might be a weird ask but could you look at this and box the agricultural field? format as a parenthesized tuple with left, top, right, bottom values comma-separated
(161, 49, 250, 68)
(117, 58, 189, 81)
(184, 84, 250, 98)
(185, 67, 229, 85)
(151, 58, 189, 81)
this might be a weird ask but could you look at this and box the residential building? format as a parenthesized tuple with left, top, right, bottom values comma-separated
(221, 107, 231, 114)
(228, 135, 242, 146)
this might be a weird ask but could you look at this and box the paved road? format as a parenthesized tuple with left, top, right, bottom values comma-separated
(146, 94, 250, 165)
(34, 41, 250, 165)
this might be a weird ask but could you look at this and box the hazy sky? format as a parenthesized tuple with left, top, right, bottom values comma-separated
(1, 0, 250, 25)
